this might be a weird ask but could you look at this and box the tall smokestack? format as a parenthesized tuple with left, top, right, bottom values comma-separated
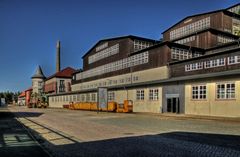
(56, 40, 61, 72)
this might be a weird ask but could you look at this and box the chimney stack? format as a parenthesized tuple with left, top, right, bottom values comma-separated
(56, 40, 61, 72)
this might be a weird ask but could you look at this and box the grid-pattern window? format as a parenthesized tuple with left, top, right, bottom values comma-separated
(77, 94, 80, 101)
(175, 36, 196, 44)
(59, 80, 65, 92)
(73, 95, 76, 102)
(149, 89, 159, 101)
(171, 47, 202, 60)
(232, 18, 240, 36)
(108, 92, 115, 101)
(86, 94, 90, 102)
(217, 35, 235, 44)
(136, 89, 144, 100)
(228, 56, 240, 65)
(80, 51, 149, 80)
(228, 5, 240, 14)
(91, 93, 96, 102)
(185, 62, 203, 71)
(170, 17, 210, 40)
(69, 95, 73, 102)
(66, 96, 69, 102)
(192, 85, 206, 100)
(205, 58, 225, 69)
(81, 94, 85, 102)
(89, 44, 119, 64)
(96, 42, 108, 52)
(217, 83, 235, 99)
(134, 40, 153, 52)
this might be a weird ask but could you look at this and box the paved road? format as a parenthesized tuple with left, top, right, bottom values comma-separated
(0, 106, 50, 157)
(9, 105, 240, 157)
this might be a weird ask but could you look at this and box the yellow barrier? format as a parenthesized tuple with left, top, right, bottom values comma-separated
(70, 102, 118, 112)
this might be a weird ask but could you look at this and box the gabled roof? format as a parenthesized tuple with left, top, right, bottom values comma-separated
(18, 87, 32, 98)
(162, 3, 240, 34)
(31, 65, 45, 79)
(45, 67, 76, 81)
(18, 91, 26, 98)
(25, 87, 32, 91)
(82, 35, 158, 59)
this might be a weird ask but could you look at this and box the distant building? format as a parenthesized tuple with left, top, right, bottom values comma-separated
(44, 67, 76, 94)
(19, 40, 76, 104)
(18, 87, 32, 106)
(18, 91, 25, 105)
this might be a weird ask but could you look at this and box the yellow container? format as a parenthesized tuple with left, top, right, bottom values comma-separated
(90, 102, 98, 111)
(107, 102, 117, 112)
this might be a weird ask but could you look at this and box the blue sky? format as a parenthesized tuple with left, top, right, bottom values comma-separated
(0, 0, 238, 92)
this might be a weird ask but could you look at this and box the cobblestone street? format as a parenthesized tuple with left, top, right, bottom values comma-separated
(5, 105, 240, 157)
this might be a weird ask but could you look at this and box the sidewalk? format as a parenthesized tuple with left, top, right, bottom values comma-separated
(134, 112, 240, 123)
(0, 106, 50, 157)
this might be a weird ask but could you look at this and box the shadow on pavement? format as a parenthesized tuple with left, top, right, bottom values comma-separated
(0, 108, 49, 157)
(52, 132, 240, 157)
(5, 106, 240, 157)
(23, 120, 240, 157)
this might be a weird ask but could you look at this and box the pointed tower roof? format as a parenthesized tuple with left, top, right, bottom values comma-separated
(31, 66, 46, 79)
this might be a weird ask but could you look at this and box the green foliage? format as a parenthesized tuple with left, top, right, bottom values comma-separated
(0, 91, 20, 104)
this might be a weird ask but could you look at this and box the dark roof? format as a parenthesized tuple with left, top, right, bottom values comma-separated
(31, 66, 45, 79)
(45, 67, 76, 81)
(72, 69, 83, 75)
(162, 3, 240, 34)
(82, 35, 159, 59)
(18, 91, 25, 98)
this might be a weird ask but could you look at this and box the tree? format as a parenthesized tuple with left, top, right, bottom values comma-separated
(0, 91, 20, 104)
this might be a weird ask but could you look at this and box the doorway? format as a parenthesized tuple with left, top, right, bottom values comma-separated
(167, 97, 180, 113)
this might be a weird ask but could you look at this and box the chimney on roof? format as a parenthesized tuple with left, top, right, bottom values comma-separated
(56, 40, 61, 72)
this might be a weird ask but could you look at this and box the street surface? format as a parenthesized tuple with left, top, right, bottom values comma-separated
(0, 106, 50, 157)
(7, 105, 240, 157)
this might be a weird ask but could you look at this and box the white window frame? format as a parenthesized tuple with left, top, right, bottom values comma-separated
(228, 56, 240, 65)
(136, 89, 144, 101)
(204, 58, 225, 69)
(149, 89, 159, 101)
(185, 62, 203, 72)
(108, 91, 115, 101)
(216, 83, 235, 99)
(91, 93, 96, 102)
(192, 85, 207, 100)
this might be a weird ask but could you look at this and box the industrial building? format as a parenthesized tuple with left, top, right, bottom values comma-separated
(48, 4, 240, 117)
